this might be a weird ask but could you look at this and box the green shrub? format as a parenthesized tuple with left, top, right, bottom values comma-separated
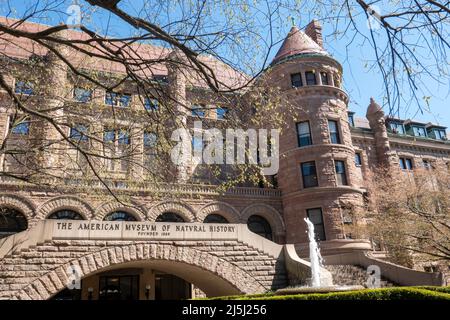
(199, 287, 450, 300)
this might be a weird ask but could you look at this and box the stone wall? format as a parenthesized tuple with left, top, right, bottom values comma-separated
(0, 239, 287, 300)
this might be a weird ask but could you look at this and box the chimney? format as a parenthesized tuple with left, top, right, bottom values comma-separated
(305, 20, 323, 48)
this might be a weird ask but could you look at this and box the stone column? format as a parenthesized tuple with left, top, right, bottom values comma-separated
(166, 50, 189, 182)
(37, 33, 69, 175)
(130, 124, 144, 180)
(0, 111, 9, 170)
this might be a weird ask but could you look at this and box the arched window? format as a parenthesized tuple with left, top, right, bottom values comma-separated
(0, 208, 28, 238)
(104, 211, 137, 221)
(203, 214, 228, 223)
(155, 212, 185, 223)
(247, 215, 272, 240)
(48, 210, 84, 220)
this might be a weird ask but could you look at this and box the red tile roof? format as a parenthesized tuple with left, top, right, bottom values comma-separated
(0, 16, 248, 89)
(272, 26, 328, 64)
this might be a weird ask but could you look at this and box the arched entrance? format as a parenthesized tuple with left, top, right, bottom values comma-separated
(15, 243, 266, 300)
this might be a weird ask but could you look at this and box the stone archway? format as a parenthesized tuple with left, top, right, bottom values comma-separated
(148, 201, 196, 222)
(197, 202, 240, 223)
(0, 193, 35, 219)
(241, 204, 286, 240)
(36, 196, 94, 220)
(13, 244, 266, 300)
(94, 201, 147, 221)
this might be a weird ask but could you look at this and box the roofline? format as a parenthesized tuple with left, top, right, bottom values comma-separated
(269, 52, 343, 71)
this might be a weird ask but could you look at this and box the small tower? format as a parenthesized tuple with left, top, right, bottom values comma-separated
(263, 21, 368, 255)
(366, 98, 392, 168)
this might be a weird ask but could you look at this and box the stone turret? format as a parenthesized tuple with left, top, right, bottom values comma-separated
(263, 22, 368, 255)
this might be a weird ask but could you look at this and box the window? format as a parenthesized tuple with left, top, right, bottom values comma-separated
(152, 74, 168, 84)
(73, 87, 92, 102)
(144, 97, 159, 110)
(433, 129, 447, 140)
(117, 130, 130, 145)
(328, 120, 341, 144)
(191, 105, 205, 117)
(105, 91, 131, 107)
(203, 214, 228, 223)
(291, 73, 303, 87)
(306, 208, 326, 241)
(305, 71, 317, 85)
(423, 159, 432, 170)
(399, 157, 413, 170)
(348, 113, 355, 127)
(335, 160, 348, 185)
(296, 121, 312, 147)
(0, 208, 28, 238)
(247, 215, 272, 240)
(14, 80, 34, 95)
(320, 72, 329, 85)
(155, 212, 185, 222)
(192, 136, 204, 153)
(412, 126, 427, 137)
(69, 125, 88, 142)
(10, 117, 30, 135)
(389, 122, 405, 134)
(216, 107, 228, 120)
(99, 275, 139, 300)
(103, 129, 130, 171)
(143, 132, 157, 169)
(104, 211, 137, 221)
(144, 132, 157, 148)
(48, 210, 83, 220)
(355, 153, 362, 166)
(301, 161, 318, 188)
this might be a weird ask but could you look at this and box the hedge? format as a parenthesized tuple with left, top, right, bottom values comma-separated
(199, 287, 450, 300)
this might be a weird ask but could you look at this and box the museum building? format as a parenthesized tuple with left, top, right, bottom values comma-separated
(0, 17, 448, 300)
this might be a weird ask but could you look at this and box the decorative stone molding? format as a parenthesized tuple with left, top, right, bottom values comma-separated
(12, 243, 266, 300)
(197, 202, 240, 223)
(240, 204, 285, 235)
(0, 193, 35, 219)
(36, 196, 94, 220)
(94, 201, 147, 221)
(148, 200, 196, 222)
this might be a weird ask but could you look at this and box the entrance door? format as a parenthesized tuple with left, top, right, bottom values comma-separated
(155, 273, 192, 300)
(99, 275, 139, 300)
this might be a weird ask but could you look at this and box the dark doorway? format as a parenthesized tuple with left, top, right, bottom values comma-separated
(155, 273, 192, 300)
(99, 275, 139, 300)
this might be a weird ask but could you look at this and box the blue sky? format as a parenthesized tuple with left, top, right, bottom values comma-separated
(2, 0, 449, 129)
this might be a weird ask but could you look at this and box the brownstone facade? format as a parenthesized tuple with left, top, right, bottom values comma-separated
(0, 18, 449, 298)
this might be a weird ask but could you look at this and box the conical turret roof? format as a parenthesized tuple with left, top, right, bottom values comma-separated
(272, 26, 328, 64)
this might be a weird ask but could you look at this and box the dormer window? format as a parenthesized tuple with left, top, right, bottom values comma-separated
(305, 71, 317, 85)
(428, 128, 447, 140)
(412, 126, 427, 138)
(388, 122, 405, 135)
(291, 73, 303, 87)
